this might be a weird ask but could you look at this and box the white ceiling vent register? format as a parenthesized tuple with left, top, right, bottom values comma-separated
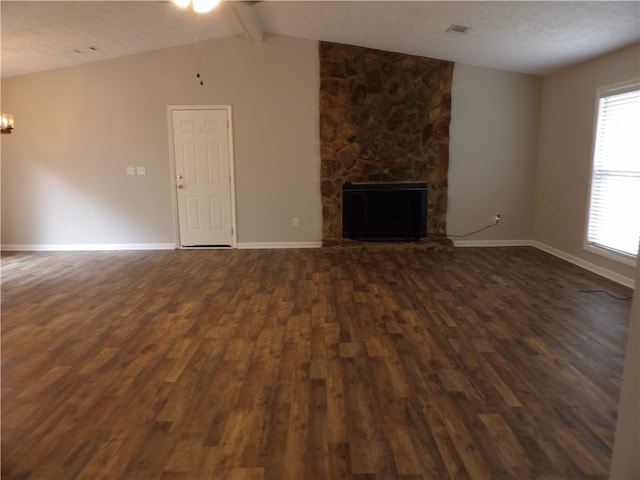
(446, 24, 469, 35)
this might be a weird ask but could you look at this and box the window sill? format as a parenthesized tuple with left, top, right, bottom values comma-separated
(583, 242, 638, 268)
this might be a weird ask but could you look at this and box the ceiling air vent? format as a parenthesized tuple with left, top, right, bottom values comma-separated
(74, 46, 99, 54)
(446, 24, 469, 34)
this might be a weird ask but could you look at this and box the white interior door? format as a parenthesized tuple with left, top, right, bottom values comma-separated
(171, 108, 234, 247)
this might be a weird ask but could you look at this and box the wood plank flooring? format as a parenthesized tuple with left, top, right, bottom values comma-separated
(1, 246, 632, 479)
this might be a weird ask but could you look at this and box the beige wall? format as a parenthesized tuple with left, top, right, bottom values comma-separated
(532, 43, 640, 280)
(1, 34, 321, 248)
(6, 33, 636, 262)
(2, 33, 546, 250)
(2, 36, 539, 247)
(449, 64, 541, 243)
(610, 256, 640, 478)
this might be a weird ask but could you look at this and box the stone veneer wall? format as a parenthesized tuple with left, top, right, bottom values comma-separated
(320, 42, 453, 242)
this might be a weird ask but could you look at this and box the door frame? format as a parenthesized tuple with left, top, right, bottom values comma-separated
(167, 105, 238, 249)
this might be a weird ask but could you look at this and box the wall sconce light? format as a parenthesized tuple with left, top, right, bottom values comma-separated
(172, 0, 220, 13)
(1, 114, 14, 134)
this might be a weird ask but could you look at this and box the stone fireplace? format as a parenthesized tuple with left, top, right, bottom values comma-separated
(319, 42, 453, 245)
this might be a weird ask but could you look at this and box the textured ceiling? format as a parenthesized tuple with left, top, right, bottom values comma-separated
(2, 1, 640, 79)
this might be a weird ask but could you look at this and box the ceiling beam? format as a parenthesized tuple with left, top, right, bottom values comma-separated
(227, 1, 264, 43)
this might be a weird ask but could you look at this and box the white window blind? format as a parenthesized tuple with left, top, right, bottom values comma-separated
(587, 83, 640, 258)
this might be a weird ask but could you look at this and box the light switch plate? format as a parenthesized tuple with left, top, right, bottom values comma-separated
(136, 166, 146, 176)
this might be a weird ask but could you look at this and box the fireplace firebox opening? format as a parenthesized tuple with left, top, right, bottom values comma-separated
(342, 182, 428, 241)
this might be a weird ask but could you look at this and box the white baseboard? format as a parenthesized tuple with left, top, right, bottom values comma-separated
(453, 239, 533, 248)
(237, 241, 322, 249)
(1, 243, 176, 252)
(532, 241, 635, 289)
(5, 240, 631, 287)
(450, 238, 634, 288)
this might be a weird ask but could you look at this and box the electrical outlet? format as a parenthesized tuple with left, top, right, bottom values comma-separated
(126, 166, 136, 176)
(495, 214, 501, 224)
(292, 217, 300, 227)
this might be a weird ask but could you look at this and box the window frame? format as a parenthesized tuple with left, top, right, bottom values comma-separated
(583, 78, 640, 267)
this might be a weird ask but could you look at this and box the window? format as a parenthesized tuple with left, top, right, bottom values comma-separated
(586, 80, 640, 263)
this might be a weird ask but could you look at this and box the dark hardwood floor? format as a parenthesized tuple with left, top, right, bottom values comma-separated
(1, 246, 632, 479)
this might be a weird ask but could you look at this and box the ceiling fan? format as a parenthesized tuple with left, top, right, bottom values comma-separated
(170, 0, 261, 14)
(170, 0, 221, 14)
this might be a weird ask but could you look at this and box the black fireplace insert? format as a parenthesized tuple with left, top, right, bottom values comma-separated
(342, 182, 428, 241)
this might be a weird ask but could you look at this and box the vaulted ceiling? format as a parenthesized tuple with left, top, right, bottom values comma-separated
(2, 1, 639, 79)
